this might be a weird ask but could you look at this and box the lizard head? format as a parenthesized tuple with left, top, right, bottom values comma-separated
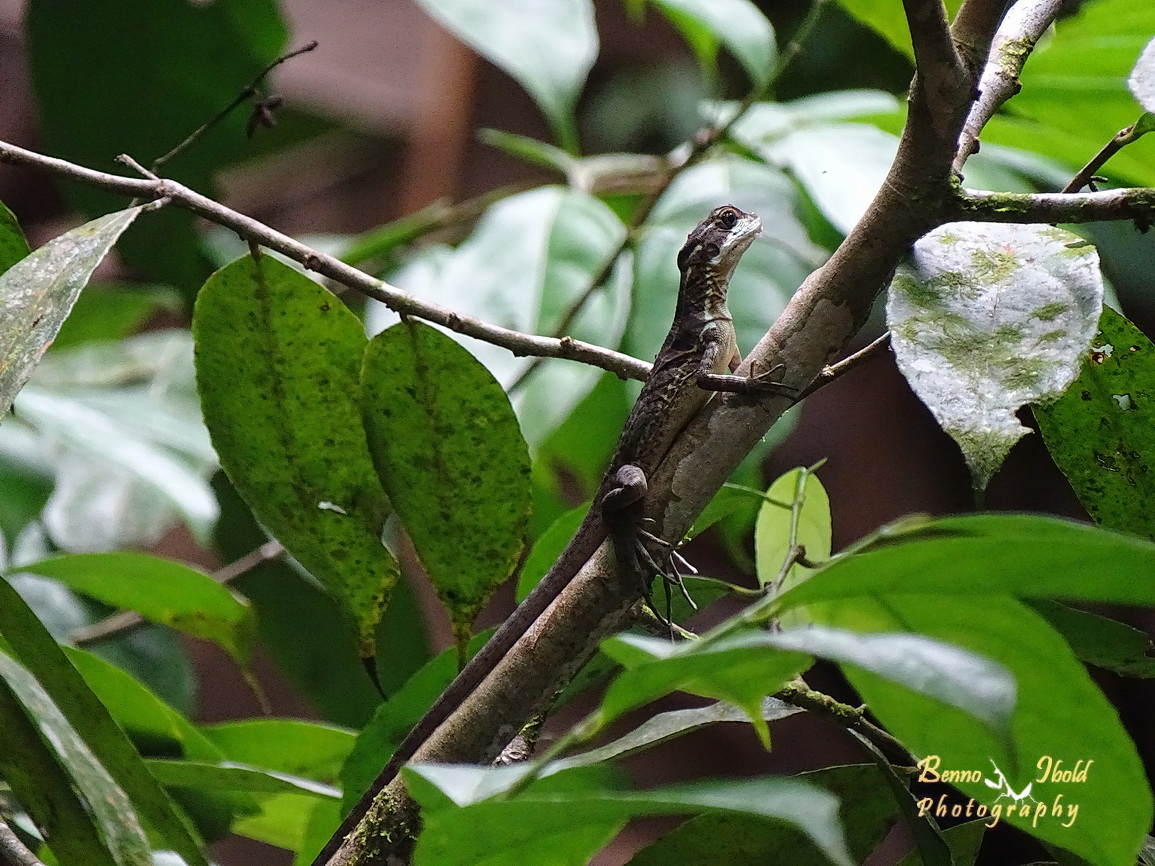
(677, 205, 762, 284)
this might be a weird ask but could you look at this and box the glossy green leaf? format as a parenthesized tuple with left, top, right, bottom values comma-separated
(835, 0, 961, 60)
(0, 207, 141, 417)
(0, 577, 207, 864)
(362, 321, 531, 635)
(412, 0, 596, 151)
(4, 330, 219, 551)
(194, 254, 398, 656)
(146, 760, 340, 799)
(516, 503, 588, 602)
(370, 186, 631, 449)
(0, 653, 145, 866)
(1033, 306, 1155, 540)
(754, 466, 831, 596)
(1029, 600, 1155, 678)
(986, 0, 1155, 185)
(18, 552, 255, 665)
(888, 224, 1103, 491)
(631, 765, 896, 866)
(647, 0, 776, 88)
(64, 647, 222, 762)
(556, 698, 799, 771)
(827, 596, 1146, 866)
(407, 766, 855, 866)
(776, 513, 1155, 608)
(0, 198, 30, 274)
(895, 822, 986, 866)
(26, 0, 287, 289)
(201, 719, 355, 781)
(340, 630, 492, 812)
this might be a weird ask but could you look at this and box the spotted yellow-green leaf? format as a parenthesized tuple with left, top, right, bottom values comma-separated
(193, 255, 398, 656)
(361, 321, 531, 643)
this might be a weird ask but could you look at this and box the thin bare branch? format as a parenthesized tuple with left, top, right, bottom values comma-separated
(954, 0, 1063, 174)
(903, 0, 971, 140)
(952, 186, 1155, 224)
(795, 332, 892, 401)
(0, 139, 651, 382)
(1062, 119, 1154, 193)
(152, 40, 319, 170)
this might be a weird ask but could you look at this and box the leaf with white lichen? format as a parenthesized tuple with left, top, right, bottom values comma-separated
(887, 222, 1103, 491)
(1129, 37, 1155, 113)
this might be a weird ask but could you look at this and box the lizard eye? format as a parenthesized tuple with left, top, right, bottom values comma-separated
(716, 208, 738, 229)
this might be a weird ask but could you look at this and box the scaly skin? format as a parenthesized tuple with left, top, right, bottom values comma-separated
(313, 205, 784, 866)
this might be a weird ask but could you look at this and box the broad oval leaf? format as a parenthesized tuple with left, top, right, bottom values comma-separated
(0, 198, 29, 274)
(0, 207, 141, 417)
(368, 186, 630, 448)
(754, 466, 831, 594)
(0, 653, 143, 866)
(17, 553, 255, 666)
(888, 223, 1104, 491)
(1033, 306, 1155, 540)
(413, 0, 597, 151)
(407, 766, 856, 866)
(648, 0, 776, 88)
(193, 254, 398, 656)
(362, 321, 531, 635)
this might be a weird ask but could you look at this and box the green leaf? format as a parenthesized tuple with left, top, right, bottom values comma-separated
(1033, 306, 1155, 540)
(556, 699, 799, 771)
(6, 330, 219, 551)
(986, 0, 1155, 185)
(201, 719, 355, 780)
(835, 0, 961, 60)
(0, 207, 141, 417)
(0, 653, 145, 866)
(146, 760, 340, 799)
(1029, 600, 1155, 678)
(631, 765, 896, 866)
(647, 0, 776, 88)
(776, 513, 1155, 608)
(194, 254, 398, 656)
(407, 767, 856, 866)
(64, 647, 223, 762)
(18, 553, 255, 666)
(478, 128, 575, 175)
(0, 198, 30, 274)
(0, 576, 207, 865)
(26, 0, 287, 289)
(517, 504, 588, 602)
(372, 187, 630, 449)
(775, 515, 1155, 866)
(412, 0, 596, 151)
(895, 822, 986, 866)
(754, 466, 831, 597)
(887, 223, 1104, 491)
(362, 321, 531, 637)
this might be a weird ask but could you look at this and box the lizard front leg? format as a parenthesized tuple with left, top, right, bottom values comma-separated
(696, 338, 796, 396)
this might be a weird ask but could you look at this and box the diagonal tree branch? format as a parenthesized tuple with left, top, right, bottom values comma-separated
(0, 140, 651, 383)
(952, 186, 1155, 223)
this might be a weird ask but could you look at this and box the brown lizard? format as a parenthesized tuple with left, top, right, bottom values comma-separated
(314, 204, 789, 864)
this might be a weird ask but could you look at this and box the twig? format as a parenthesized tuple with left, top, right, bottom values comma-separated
(152, 41, 319, 171)
(776, 680, 913, 767)
(954, 0, 1063, 174)
(0, 817, 44, 866)
(952, 185, 1155, 224)
(1062, 118, 1155, 193)
(69, 541, 284, 647)
(0, 139, 651, 382)
(795, 332, 892, 401)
